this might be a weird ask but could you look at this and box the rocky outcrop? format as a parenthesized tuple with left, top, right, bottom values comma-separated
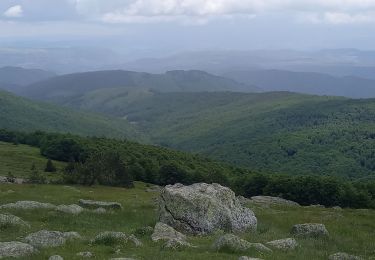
(212, 234, 272, 253)
(0, 213, 30, 228)
(329, 252, 363, 260)
(266, 238, 298, 250)
(151, 222, 186, 242)
(158, 183, 257, 234)
(250, 196, 300, 207)
(0, 241, 36, 258)
(291, 223, 329, 238)
(56, 204, 84, 214)
(24, 230, 81, 248)
(78, 199, 122, 210)
(0, 201, 56, 210)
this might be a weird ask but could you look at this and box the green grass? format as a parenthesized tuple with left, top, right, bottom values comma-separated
(0, 183, 374, 259)
(0, 141, 66, 178)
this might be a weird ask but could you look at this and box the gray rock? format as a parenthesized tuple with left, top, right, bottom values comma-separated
(151, 222, 186, 242)
(329, 252, 363, 260)
(93, 207, 107, 214)
(78, 199, 122, 210)
(92, 231, 127, 245)
(128, 235, 143, 247)
(24, 230, 81, 248)
(56, 204, 84, 214)
(163, 238, 192, 249)
(291, 223, 329, 238)
(49, 255, 64, 260)
(266, 238, 298, 250)
(238, 257, 264, 260)
(212, 234, 272, 253)
(0, 201, 56, 210)
(0, 213, 30, 228)
(159, 183, 257, 234)
(250, 196, 300, 207)
(0, 241, 36, 258)
(77, 251, 94, 258)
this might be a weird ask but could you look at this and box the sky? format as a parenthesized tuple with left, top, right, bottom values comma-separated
(0, 0, 375, 56)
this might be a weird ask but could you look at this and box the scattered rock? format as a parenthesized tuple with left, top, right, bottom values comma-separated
(24, 230, 81, 248)
(56, 204, 84, 214)
(151, 222, 186, 242)
(93, 207, 107, 214)
(329, 252, 363, 260)
(238, 257, 264, 260)
(0, 201, 56, 210)
(250, 196, 300, 207)
(134, 226, 154, 236)
(0, 213, 30, 228)
(163, 238, 192, 250)
(49, 255, 64, 260)
(92, 231, 127, 245)
(0, 241, 36, 258)
(212, 234, 272, 253)
(291, 223, 329, 238)
(128, 234, 143, 247)
(78, 199, 122, 210)
(159, 183, 257, 234)
(266, 238, 298, 250)
(77, 251, 94, 258)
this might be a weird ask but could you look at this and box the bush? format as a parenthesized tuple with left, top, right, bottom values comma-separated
(44, 159, 57, 172)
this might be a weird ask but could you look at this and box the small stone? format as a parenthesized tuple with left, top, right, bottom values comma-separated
(163, 238, 193, 250)
(49, 255, 64, 260)
(238, 257, 264, 260)
(291, 223, 329, 238)
(0, 201, 56, 210)
(128, 235, 143, 247)
(78, 199, 122, 210)
(212, 234, 271, 253)
(0, 241, 36, 258)
(151, 222, 186, 242)
(77, 251, 94, 258)
(332, 206, 343, 211)
(93, 207, 107, 214)
(92, 231, 127, 245)
(266, 238, 298, 250)
(329, 252, 363, 260)
(24, 230, 81, 248)
(0, 213, 30, 228)
(56, 204, 84, 214)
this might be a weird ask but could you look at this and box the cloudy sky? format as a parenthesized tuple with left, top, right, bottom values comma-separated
(1, 0, 375, 55)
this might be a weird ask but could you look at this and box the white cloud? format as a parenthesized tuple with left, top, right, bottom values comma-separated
(3, 5, 23, 18)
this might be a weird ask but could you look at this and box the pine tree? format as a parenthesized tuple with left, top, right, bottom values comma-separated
(45, 159, 56, 173)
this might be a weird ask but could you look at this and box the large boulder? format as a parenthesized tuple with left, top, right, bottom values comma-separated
(158, 183, 257, 234)
(266, 238, 298, 250)
(24, 230, 81, 248)
(250, 196, 300, 207)
(212, 234, 272, 253)
(0, 201, 56, 210)
(0, 213, 30, 228)
(329, 252, 363, 260)
(0, 242, 36, 258)
(291, 223, 329, 238)
(78, 199, 122, 210)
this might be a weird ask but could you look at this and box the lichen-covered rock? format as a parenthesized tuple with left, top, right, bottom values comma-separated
(78, 199, 122, 210)
(0, 201, 56, 210)
(163, 238, 193, 250)
(238, 257, 264, 260)
(24, 230, 81, 248)
(49, 255, 64, 260)
(0, 241, 36, 258)
(250, 196, 300, 207)
(56, 204, 84, 214)
(151, 222, 186, 242)
(329, 252, 363, 260)
(77, 251, 94, 258)
(92, 231, 127, 245)
(266, 238, 298, 250)
(291, 223, 329, 238)
(212, 234, 272, 253)
(0, 213, 30, 228)
(159, 183, 257, 234)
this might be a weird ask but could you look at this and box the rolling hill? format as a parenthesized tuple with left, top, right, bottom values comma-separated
(0, 90, 139, 139)
(222, 69, 375, 98)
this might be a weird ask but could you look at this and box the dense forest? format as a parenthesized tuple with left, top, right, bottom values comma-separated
(1, 129, 374, 209)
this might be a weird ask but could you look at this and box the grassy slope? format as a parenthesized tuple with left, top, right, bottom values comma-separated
(0, 142, 66, 178)
(0, 183, 374, 260)
(0, 90, 140, 140)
